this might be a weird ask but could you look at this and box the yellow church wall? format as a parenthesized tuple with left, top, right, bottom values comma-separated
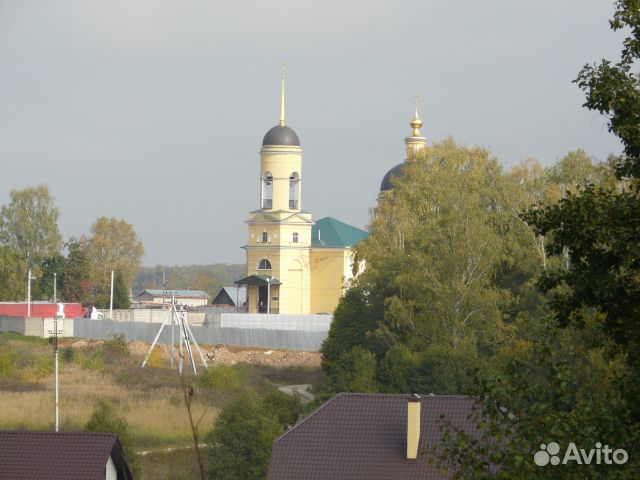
(247, 221, 312, 247)
(309, 248, 351, 314)
(278, 249, 311, 314)
(245, 246, 311, 314)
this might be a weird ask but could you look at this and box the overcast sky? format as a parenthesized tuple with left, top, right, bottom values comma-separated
(0, 0, 624, 266)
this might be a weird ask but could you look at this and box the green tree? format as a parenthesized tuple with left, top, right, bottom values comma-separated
(525, 0, 640, 421)
(205, 390, 284, 480)
(112, 271, 130, 309)
(436, 2, 640, 476)
(86, 217, 144, 302)
(59, 239, 92, 303)
(0, 246, 25, 301)
(85, 401, 140, 478)
(435, 319, 634, 479)
(38, 254, 66, 301)
(322, 139, 543, 394)
(325, 346, 378, 393)
(0, 184, 62, 264)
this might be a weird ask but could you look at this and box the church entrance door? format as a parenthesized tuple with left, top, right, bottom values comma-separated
(258, 285, 268, 313)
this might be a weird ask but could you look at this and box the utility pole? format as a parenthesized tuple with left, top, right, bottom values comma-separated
(54, 315, 59, 432)
(162, 271, 167, 306)
(109, 270, 114, 319)
(27, 269, 32, 317)
(53, 272, 57, 304)
(50, 310, 62, 432)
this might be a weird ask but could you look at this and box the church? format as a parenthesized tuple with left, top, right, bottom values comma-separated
(235, 75, 368, 315)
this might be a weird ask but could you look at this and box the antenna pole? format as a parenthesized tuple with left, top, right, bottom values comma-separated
(109, 270, 114, 319)
(171, 293, 175, 368)
(54, 319, 59, 432)
(27, 269, 32, 317)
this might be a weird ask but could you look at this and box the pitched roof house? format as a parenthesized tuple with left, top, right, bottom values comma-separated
(267, 393, 478, 480)
(212, 286, 247, 307)
(0, 431, 133, 480)
(136, 289, 210, 307)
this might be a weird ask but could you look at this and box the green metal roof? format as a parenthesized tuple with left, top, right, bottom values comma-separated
(311, 217, 368, 248)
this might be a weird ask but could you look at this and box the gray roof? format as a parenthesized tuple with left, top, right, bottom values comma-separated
(212, 287, 247, 306)
(263, 125, 300, 146)
(380, 162, 405, 191)
(268, 393, 478, 480)
(139, 289, 209, 298)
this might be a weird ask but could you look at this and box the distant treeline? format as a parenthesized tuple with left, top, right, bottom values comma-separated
(133, 264, 245, 300)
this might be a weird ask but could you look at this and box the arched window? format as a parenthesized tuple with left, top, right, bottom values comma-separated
(258, 231, 269, 243)
(262, 172, 273, 209)
(292, 232, 299, 243)
(258, 259, 272, 270)
(289, 172, 300, 210)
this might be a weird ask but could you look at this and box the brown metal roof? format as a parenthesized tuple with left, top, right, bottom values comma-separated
(267, 393, 478, 480)
(0, 431, 132, 480)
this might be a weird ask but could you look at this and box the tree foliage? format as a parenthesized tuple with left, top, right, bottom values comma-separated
(85, 401, 140, 478)
(322, 138, 561, 394)
(0, 184, 62, 265)
(112, 271, 130, 309)
(205, 389, 302, 480)
(85, 217, 144, 302)
(0, 246, 26, 301)
(436, 1, 640, 476)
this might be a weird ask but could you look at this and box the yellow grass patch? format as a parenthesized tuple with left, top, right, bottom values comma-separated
(0, 365, 217, 448)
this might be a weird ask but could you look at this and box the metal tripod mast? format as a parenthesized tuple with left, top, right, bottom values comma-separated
(141, 298, 207, 374)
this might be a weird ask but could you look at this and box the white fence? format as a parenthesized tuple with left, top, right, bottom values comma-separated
(218, 313, 331, 331)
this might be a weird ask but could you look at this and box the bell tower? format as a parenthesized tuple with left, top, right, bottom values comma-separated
(240, 70, 313, 314)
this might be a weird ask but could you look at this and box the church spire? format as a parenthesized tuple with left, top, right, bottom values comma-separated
(409, 95, 423, 137)
(279, 65, 286, 127)
(404, 95, 426, 160)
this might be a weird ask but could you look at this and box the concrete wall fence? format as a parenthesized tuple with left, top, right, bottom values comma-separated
(97, 309, 206, 325)
(0, 315, 73, 338)
(0, 314, 332, 352)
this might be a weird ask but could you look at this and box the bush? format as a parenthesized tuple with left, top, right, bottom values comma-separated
(145, 347, 163, 368)
(20, 354, 54, 383)
(84, 350, 105, 371)
(197, 363, 249, 392)
(326, 346, 378, 393)
(0, 349, 16, 376)
(103, 334, 129, 357)
(263, 388, 303, 427)
(85, 401, 140, 478)
(61, 346, 76, 363)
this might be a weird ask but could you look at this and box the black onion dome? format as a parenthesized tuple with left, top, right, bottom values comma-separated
(380, 162, 406, 191)
(262, 125, 300, 146)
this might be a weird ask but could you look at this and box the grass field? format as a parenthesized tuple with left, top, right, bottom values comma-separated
(0, 332, 323, 479)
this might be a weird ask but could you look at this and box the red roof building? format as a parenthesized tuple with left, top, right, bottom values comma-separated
(0, 303, 84, 318)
